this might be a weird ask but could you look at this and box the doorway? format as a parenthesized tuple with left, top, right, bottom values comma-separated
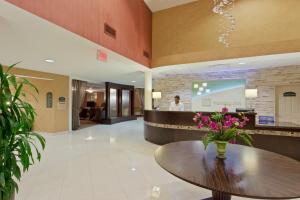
(276, 85, 300, 125)
(79, 83, 106, 128)
(72, 80, 106, 130)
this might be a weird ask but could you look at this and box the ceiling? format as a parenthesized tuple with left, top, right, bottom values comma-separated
(152, 52, 300, 79)
(0, 1, 149, 88)
(144, 0, 198, 12)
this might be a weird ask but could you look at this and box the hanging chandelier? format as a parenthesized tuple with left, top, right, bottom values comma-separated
(213, 0, 236, 47)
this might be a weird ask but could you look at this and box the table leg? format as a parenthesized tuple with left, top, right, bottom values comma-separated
(202, 191, 231, 200)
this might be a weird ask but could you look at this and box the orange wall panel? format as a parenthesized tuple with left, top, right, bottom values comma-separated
(6, 0, 151, 67)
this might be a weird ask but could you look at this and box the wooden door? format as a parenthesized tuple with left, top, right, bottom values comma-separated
(276, 85, 300, 125)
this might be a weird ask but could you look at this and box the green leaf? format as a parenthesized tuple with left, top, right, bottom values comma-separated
(211, 112, 223, 121)
(202, 132, 217, 149)
(203, 136, 209, 149)
(0, 63, 3, 76)
(22, 78, 39, 94)
(30, 132, 46, 150)
(237, 133, 253, 146)
(242, 132, 254, 142)
(0, 172, 5, 187)
(6, 62, 21, 73)
(12, 162, 21, 181)
(221, 128, 237, 141)
(8, 75, 17, 89)
(12, 83, 23, 102)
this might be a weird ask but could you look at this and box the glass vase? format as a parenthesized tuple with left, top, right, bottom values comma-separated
(215, 140, 228, 159)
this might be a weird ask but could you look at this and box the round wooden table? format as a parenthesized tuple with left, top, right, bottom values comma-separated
(155, 141, 300, 200)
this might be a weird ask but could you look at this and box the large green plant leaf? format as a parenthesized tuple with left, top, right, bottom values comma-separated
(0, 63, 46, 200)
(0, 173, 5, 187)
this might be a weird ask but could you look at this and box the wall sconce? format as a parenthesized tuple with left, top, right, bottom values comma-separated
(245, 89, 258, 98)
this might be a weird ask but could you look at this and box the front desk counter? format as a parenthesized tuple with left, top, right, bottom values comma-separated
(144, 110, 300, 161)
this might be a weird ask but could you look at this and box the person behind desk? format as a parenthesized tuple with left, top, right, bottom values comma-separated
(169, 95, 184, 111)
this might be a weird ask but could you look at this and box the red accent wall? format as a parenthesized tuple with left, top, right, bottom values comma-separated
(6, 0, 152, 67)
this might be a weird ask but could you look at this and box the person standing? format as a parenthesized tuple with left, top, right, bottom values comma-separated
(169, 95, 184, 111)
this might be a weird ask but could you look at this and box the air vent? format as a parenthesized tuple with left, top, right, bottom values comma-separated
(143, 50, 150, 58)
(104, 23, 116, 38)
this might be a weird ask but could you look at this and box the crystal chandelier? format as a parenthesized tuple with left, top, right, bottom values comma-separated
(213, 0, 236, 47)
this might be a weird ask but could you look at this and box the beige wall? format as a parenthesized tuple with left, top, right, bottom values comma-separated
(154, 66, 300, 122)
(152, 0, 300, 67)
(5, 67, 69, 133)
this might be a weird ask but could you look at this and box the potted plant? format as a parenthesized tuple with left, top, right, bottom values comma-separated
(0, 63, 46, 200)
(193, 107, 253, 159)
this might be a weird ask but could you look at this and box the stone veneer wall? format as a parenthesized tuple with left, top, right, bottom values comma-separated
(153, 66, 300, 120)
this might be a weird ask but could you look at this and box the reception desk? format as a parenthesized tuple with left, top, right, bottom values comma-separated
(144, 110, 300, 160)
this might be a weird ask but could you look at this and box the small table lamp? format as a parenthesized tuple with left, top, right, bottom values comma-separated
(152, 92, 162, 110)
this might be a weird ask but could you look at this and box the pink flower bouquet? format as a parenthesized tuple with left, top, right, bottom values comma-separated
(193, 107, 253, 149)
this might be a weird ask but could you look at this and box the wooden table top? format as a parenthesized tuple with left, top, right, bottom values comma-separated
(155, 141, 300, 199)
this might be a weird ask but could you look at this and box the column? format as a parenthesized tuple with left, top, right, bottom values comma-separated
(144, 71, 152, 110)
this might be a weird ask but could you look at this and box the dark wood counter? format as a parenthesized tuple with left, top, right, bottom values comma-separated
(144, 110, 256, 129)
(144, 110, 300, 160)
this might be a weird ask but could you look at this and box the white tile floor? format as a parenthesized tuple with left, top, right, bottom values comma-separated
(16, 119, 299, 200)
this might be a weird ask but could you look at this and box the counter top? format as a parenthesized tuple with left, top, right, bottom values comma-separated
(144, 110, 300, 133)
(256, 122, 300, 132)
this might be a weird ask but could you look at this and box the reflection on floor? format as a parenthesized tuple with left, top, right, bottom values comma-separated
(16, 119, 300, 200)
(79, 119, 99, 130)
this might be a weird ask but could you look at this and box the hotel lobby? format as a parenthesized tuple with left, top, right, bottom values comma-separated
(0, 0, 300, 200)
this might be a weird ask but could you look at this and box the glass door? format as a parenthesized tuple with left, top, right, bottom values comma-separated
(109, 88, 117, 118)
(122, 90, 130, 116)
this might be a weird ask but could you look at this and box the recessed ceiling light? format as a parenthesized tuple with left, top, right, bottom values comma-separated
(45, 59, 55, 63)
(238, 62, 246, 65)
(131, 81, 136, 83)
(202, 82, 208, 87)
